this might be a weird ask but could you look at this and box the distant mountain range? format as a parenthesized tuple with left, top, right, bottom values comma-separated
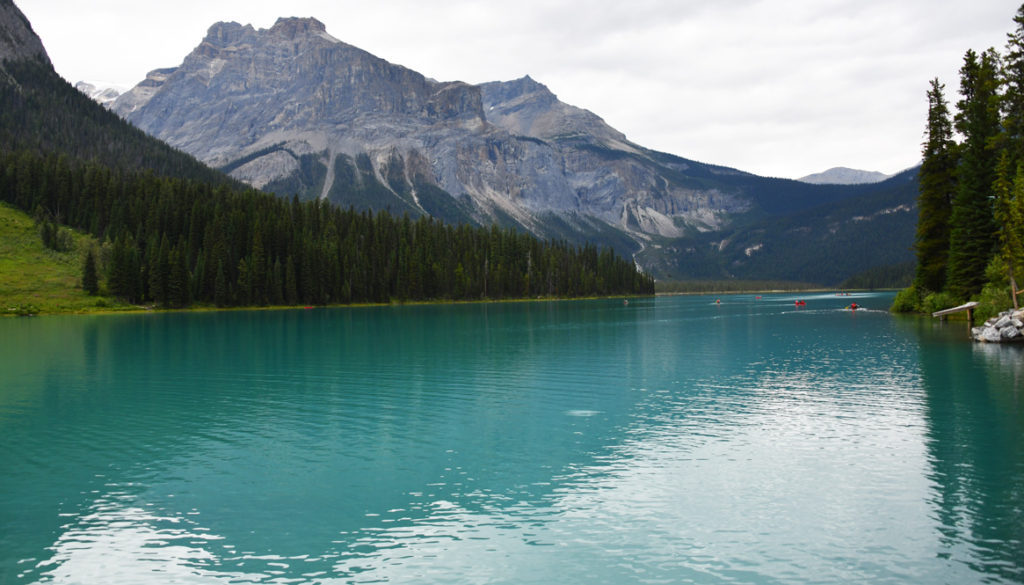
(81, 80, 901, 189)
(73, 81, 122, 106)
(798, 167, 894, 185)
(13, 9, 918, 285)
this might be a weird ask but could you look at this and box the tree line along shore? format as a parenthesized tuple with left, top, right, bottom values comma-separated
(0, 150, 654, 315)
(895, 4, 1024, 327)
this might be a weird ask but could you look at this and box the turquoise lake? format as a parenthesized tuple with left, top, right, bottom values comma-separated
(1, 292, 1022, 584)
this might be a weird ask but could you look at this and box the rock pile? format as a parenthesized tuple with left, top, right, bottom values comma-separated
(973, 309, 1024, 343)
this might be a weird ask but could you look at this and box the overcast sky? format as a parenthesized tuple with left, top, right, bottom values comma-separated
(17, 0, 1019, 179)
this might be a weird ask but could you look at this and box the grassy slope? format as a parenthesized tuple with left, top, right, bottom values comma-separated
(0, 203, 131, 315)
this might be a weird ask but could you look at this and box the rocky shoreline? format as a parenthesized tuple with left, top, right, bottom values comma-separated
(973, 309, 1024, 343)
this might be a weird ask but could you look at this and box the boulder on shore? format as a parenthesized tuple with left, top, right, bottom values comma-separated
(973, 308, 1024, 343)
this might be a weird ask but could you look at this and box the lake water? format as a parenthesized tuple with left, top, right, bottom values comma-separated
(1, 292, 1022, 584)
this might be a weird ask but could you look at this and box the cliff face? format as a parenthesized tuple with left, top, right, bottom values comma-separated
(112, 17, 752, 246)
(0, 0, 50, 66)
(116, 19, 483, 163)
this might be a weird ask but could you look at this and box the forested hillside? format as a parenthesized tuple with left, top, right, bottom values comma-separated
(638, 168, 919, 285)
(0, 60, 237, 187)
(0, 150, 653, 307)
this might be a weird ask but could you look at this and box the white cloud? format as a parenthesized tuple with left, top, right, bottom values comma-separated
(16, 0, 1017, 179)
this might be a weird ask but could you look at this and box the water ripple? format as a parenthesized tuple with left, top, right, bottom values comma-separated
(3, 295, 1023, 584)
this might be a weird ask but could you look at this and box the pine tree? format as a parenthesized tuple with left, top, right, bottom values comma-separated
(914, 79, 958, 293)
(167, 245, 190, 308)
(236, 257, 252, 306)
(1003, 5, 1024, 167)
(148, 235, 171, 307)
(994, 155, 1024, 308)
(250, 229, 267, 305)
(1000, 4, 1024, 309)
(108, 233, 141, 303)
(270, 257, 284, 306)
(285, 255, 298, 305)
(214, 260, 229, 307)
(1013, 164, 1024, 307)
(946, 49, 1003, 299)
(82, 248, 99, 295)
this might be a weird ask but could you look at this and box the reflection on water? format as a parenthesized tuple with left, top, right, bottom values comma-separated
(1, 294, 1023, 584)
(917, 328, 1024, 584)
(973, 341, 1024, 382)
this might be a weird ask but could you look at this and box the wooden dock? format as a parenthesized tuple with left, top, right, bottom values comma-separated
(932, 301, 979, 336)
(932, 301, 980, 319)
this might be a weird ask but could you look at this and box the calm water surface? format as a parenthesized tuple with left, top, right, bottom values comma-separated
(1, 293, 1022, 584)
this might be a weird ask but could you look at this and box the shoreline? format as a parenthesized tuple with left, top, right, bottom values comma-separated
(3, 288, 900, 319)
(654, 288, 898, 297)
(1, 293, 657, 318)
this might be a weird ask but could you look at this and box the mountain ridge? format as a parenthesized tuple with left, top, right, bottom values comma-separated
(798, 166, 892, 185)
(47, 14, 915, 284)
(74, 81, 121, 106)
(110, 18, 790, 245)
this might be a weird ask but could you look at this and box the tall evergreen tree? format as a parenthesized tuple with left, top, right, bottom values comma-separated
(994, 155, 1024, 308)
(1003, 5, 1024, 167)
(284, 255, 298, 305)
(82, 248, 99, 295)
(149, 234, 171, 307)
(107, 233, 141, 302)
(914, 78, 958, 293)
(947, 49, 1003, 299)
(167, 245, 190, 308)
(997, 3, 1024, 308)
(236, 257, 252, 306)
(270, 257, 285, 306)
(214, 260, 229, 307)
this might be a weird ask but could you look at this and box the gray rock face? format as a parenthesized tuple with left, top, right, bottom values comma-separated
(0, 0, 50, 66)
(111, 17, 750, 246)
(479, 75, 628, 147)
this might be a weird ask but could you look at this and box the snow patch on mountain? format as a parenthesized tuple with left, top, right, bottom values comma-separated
(74, 81, 127, 107)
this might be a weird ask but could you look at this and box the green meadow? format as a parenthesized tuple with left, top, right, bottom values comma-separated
(0, 203, 129, 315)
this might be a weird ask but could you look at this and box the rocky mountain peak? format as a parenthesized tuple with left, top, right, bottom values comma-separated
(203, 21, 256, 47)
(481, 76, 628, 147)
(0, 0, 50, 66)
(113, 15, 488, 168)
(268, 17, 327, 40)
(484, 75, 553, 103)
(74, 81, 122, 105)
